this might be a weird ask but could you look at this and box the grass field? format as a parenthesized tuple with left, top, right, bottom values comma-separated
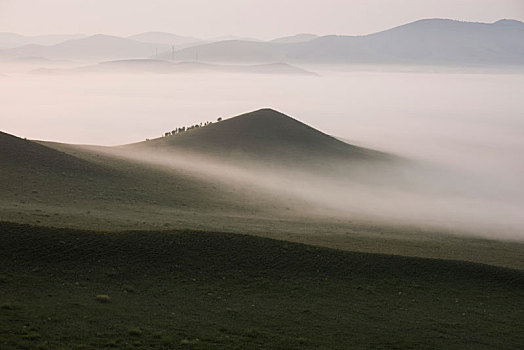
(2, 109, 524, 349)
(1, 222, 523, 349)
(3, 119, 524, 271)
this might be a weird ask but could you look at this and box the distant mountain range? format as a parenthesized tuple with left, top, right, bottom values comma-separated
(0, 32, 86, 49)
(1, 19, 523, 65)
(2, 34, 158, 61)
(127, 32, 202, 48)
(168, 19, 524, 65)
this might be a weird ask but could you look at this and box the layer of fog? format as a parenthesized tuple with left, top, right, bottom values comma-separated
(83, 142, 524, 241)
(1, 64, 523, 239)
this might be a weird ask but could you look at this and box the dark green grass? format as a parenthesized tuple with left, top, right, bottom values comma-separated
(132, 108, 390, 164)
(1, 222, 523, 349)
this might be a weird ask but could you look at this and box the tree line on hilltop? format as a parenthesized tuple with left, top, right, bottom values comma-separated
(145, 117, 222, 141)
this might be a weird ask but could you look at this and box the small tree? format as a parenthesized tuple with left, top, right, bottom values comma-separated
(217, 117, 222, 122)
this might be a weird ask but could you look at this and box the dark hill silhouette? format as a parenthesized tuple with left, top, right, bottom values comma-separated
(0, 128, 311, 226)
(0, 131, 104, 175)
(0, 129, 280, 226)
(133, 108, 390, 165)
(0, 131, 126, 212)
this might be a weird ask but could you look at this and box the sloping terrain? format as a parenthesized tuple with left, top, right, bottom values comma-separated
(0, 131, 105, 174)
(2, 106, 393, 224)
(0, 131, 120, 206)
(132, 108, 389, 166)
(2, 111, 524, 270)
(1, 222, 523, 349)
(0, 130, 298, 230)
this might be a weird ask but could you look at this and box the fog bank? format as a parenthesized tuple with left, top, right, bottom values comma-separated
(2, 65, 523, 239)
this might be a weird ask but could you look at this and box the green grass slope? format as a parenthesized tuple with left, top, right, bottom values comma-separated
(131, 108, 390, 165)
(0, 131, 122, 209)
(1, 222, 523, 349)
(0, 131, 107, 175)
(0, 131, 293, 229)
(2, 125, 523, 270)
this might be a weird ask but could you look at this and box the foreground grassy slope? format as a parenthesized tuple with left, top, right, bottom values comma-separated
(1, 222, 523, 350)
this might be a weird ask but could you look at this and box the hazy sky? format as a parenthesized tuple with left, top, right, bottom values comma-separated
(1, 0, 523, 39)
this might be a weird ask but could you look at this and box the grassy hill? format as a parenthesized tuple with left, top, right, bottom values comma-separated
(2, 111, 524, 349)
(0, 131, 121, 207)
(1, 111, 524, 270)
(132, 108, 390, 166)
(1, 222, 523, 349)
(2, 107, 394, 227)
(0, 130, 297, 230)
(0, 131, 103, 174)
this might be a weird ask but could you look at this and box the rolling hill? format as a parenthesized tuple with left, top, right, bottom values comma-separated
(0, 131, 121, 207)
(0, 32, 85, 49)
(73, 59, 315, 75)
(0, 132, 110, 179)
(2, 114, 524, 350)
(127, 32, 202, 48)
(1, 34, 158, 61)
(4, 19, 521, 65)
(158, 39, 281, 63)
(2, 108, 390, 212)
(2, 110, 524, 270)
(270, 33, 319, 44)
(167, 19, 524, 65)
(0, 124, 327, 234)
(133, 108, 389, 165)
(0, 130, 282, 226)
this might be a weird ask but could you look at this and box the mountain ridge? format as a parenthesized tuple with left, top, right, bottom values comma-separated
(2, 34, 158, 61)
(3, 18, 523, 65)
(166, 18, 524, 65)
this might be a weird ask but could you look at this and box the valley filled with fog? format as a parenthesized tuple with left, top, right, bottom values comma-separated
(2, 66, 523, 239)
(2, 66, 523, 159)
